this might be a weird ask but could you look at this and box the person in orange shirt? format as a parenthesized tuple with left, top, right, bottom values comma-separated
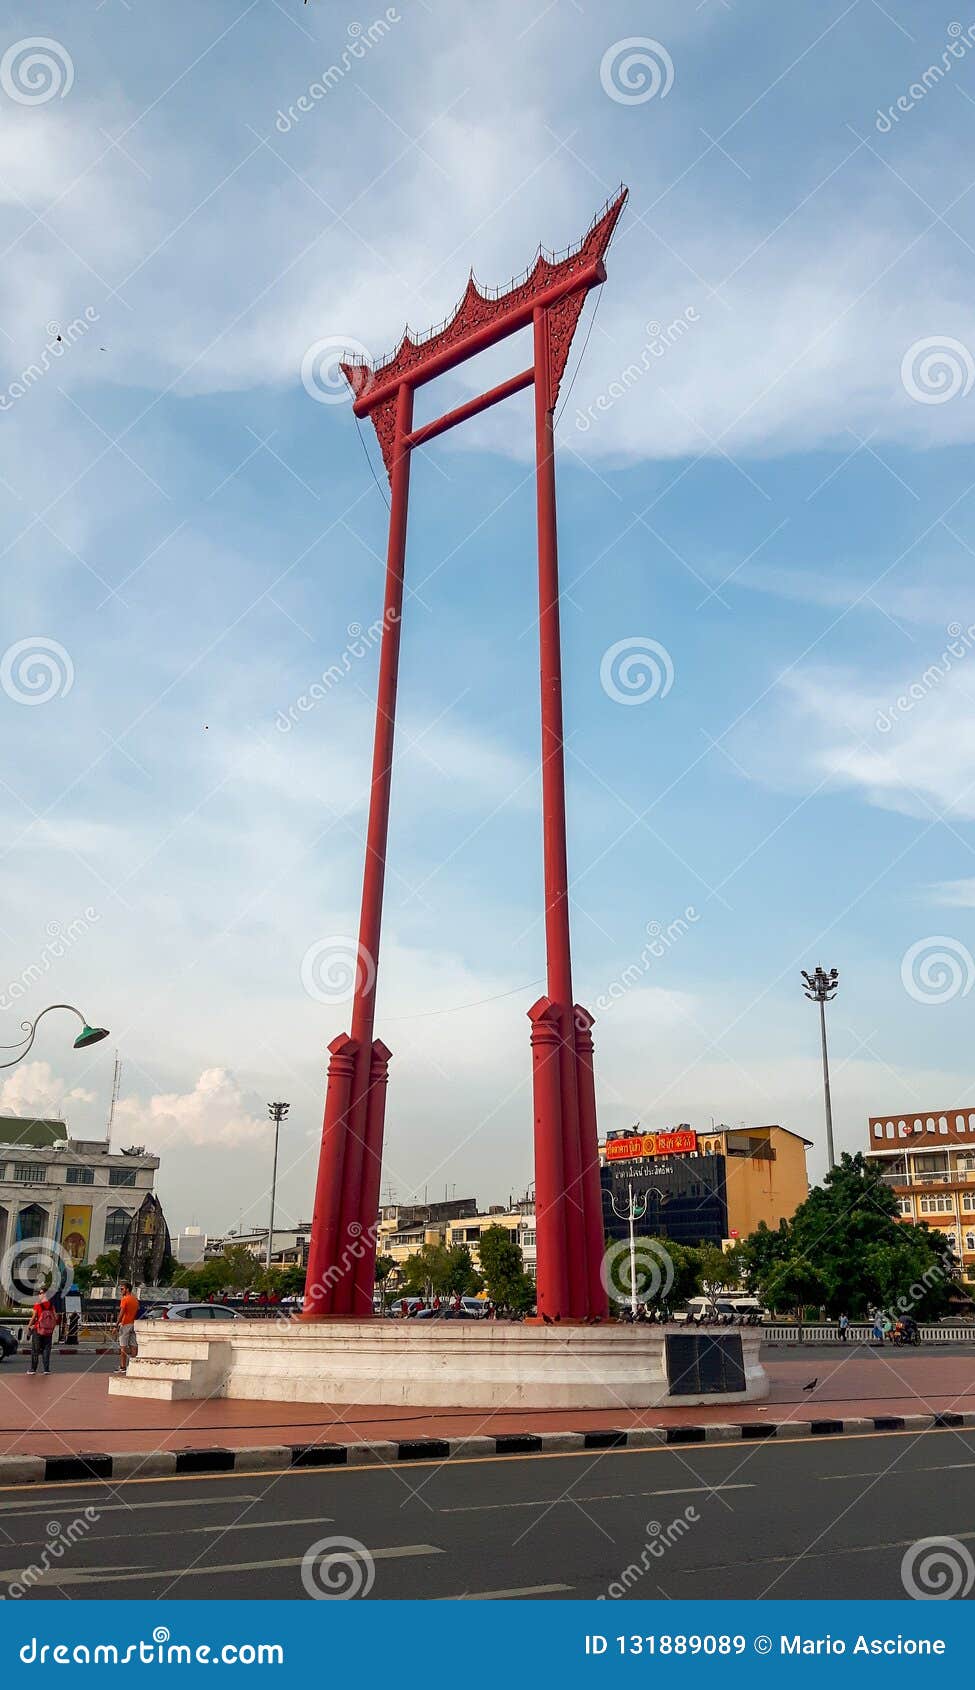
(115, 1280, 140, 1375)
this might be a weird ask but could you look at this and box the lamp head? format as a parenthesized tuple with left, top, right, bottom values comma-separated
(73, 1024, 110, 1050)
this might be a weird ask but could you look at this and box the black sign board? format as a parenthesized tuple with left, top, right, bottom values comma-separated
(665, 1333, 746, 1396)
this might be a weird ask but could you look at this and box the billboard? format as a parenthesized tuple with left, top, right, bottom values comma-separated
(605, 1129, 697, 1162)
(60, 1204, 92, 1266)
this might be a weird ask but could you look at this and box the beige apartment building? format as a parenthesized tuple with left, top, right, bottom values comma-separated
(865, 1107, 975, 1278)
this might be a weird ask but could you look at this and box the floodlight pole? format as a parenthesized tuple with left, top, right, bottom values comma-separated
(802, 967, 839, 1172)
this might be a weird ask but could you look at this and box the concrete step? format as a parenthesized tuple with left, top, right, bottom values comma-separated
(108, 1374, 190, 1400)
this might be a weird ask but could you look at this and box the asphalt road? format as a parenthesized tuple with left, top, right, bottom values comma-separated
(1, 1427, 974, 1601)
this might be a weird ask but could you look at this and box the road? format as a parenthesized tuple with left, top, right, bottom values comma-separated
(2, 1427, 974, 1600)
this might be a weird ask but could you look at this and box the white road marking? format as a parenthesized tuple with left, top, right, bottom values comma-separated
(441, 1483, 753, 1513)
(0, 1543, 444, 1585)
(0, 1494, 260, 1521)
(446, 1583, 573, 1599)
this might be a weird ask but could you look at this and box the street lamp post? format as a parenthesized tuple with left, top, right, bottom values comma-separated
(604, 1179, 649, 1320)
(0, 1004, 109, 1070)
(802, 967, 839, 1172)
(266, 1102, 290, 1271)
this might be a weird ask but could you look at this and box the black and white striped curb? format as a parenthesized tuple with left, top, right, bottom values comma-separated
(2, 1411, 974, 1485)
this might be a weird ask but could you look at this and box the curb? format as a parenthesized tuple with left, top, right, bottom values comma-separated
(2, 1411, 973, 1486)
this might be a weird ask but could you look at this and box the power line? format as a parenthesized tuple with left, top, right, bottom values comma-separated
(555, 283, 603, 428)
(355, 411, 390, 510)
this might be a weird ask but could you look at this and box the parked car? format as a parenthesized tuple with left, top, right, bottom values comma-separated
(144, 1303, 241, 1321)
(0, 1325, 17, 1360)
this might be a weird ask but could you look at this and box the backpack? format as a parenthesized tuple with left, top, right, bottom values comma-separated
(34, 1305, 57, 1338)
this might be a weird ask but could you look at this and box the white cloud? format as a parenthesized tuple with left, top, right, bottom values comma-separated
(0, 1060, 94, 1121)
(112, 1067, 267, 1149)
(734, 663, 975, 821)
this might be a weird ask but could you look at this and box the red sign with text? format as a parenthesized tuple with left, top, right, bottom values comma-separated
(605, 1129, 698, 1162)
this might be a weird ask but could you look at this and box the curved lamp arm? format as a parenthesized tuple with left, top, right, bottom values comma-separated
(0, 1004, 109, 1070)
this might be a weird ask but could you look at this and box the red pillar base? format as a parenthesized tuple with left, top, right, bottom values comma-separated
(301, 1034, 392, 1320)
(528, 997, 607, 1321)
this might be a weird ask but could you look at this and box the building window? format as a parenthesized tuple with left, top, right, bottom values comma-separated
(966, 1233, 975, 1253)
(108, 1168, 137, 1188)
(898, 1199, 912, 1216)
(65, 1166, 94, 1185)
(964, 1193, 975, 1212)
(920, 1195, 954, 1214)
(13, 1164, 45, 1183)
(103, 1208, 132, 1248)
(16, 1203, 49, 1239)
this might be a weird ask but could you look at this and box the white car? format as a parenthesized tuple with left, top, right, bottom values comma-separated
(144, 1303, 241, 1321)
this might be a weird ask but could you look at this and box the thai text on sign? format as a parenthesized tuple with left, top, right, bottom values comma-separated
(605, 1129, 698, 1161)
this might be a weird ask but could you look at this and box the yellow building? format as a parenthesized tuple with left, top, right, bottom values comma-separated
(599, 1123, 810, 1247)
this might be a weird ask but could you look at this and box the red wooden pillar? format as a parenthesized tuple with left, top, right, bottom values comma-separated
(301, 1034, 358, 1318)
(348, 1039, 392, 1316)
(528, 996, 569, 1318)
(331, 381, 413, 1315)
(574, 1005, 609, 1320)
(533, 305, 586, 1318)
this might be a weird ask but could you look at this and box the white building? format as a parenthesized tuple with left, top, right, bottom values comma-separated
(0, 1116, 159, 1271)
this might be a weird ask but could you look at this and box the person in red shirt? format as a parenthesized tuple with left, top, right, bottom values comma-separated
(26, 1298, 57, 1374)
(115, 1281, 140, 1375)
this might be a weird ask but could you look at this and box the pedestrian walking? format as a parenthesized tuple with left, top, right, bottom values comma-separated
(838, 1313, 849, 1343)
(115, 1280, 140, 1375)
(871, 1309, 884, 1345)
(26, 1298, 57, 1374)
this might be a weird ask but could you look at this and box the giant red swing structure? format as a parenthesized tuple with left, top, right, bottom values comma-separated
(302, 188, 628, 1325)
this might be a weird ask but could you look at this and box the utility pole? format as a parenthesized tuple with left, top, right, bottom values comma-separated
(801, 968, 839, 1171)
(266, 1102, 290, 1270)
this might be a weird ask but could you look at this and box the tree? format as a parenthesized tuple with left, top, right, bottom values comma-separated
(477, 1225, 535, 1313)
(741, 1153, 959, 1318)
(91, 1251, 121, 1285)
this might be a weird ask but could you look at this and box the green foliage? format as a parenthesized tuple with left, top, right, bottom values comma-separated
(739, 1153, 958, 1317)
(374, 1254, 395, 1286)
(476, 1225, 534, 1313)
(91, 1250, 121, 1285)
(399, 1242, 482, 1299)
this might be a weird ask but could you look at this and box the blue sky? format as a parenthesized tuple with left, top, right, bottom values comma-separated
(3, 0, 975, 1236)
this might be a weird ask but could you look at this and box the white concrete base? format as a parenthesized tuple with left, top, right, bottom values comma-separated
(108, 1320, 769, 1411)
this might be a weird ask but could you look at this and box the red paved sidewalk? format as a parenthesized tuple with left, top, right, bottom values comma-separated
(0, 1353, 972, 1459)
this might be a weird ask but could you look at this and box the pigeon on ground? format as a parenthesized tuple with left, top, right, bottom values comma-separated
(542, 1312, 553, 1325)
(802, 1378, 818, 1392)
